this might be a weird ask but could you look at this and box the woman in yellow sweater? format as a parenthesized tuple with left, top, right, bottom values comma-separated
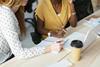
(35, 0, 77, 38)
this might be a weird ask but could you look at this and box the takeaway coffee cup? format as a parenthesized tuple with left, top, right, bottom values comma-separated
(69, 40, 83, 63)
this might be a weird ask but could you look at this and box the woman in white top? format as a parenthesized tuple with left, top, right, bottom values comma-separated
(0, 0, 63, 64)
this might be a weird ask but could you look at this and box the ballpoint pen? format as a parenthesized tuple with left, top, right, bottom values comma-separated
(64, 39, 69, 45)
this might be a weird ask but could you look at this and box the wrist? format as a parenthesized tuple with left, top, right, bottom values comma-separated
(44, 45, 51, 53)
(48, 32, 51, 37)
(72, 12, 76, 15)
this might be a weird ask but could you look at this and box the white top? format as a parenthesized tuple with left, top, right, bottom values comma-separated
(0, 6, 45, 64)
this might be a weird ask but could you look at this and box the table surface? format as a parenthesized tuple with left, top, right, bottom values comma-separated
(72, 38, 100, 67)
(1, 10, 100, 67)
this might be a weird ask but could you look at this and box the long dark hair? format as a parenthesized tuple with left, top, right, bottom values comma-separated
(15, 6, 26, 36)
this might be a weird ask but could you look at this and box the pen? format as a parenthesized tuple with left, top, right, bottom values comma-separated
(64, 39, 69, 44)
(57, 49, 71, 62)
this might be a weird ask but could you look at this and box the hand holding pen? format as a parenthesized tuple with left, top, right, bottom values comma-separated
(55, 28, 67, 38)
(49, 28, 67, 38)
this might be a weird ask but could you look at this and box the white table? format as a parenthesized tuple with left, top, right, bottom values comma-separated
(0, 49, 71, 67)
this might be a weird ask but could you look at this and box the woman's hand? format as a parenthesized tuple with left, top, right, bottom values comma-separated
(45, 39, 64, 53)
(51, 29, 67, 38)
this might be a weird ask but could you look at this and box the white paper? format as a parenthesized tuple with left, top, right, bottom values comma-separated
(64, 32, 85, 48)
(87, 18, 100, 27)
(50, 51, 59, 54)
(46, 60, 72, 67)
(37, 37, 63, 47)
(44, 37, 63, 42)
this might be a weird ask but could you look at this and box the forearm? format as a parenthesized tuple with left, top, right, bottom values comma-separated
(38, 28, 59, 37)
(37, 27, 50, 36)
(37, 16, 50, 36)
(69, 1, 77, 27)
(38, 26, 60, 37)
(69, 14, 77, 27)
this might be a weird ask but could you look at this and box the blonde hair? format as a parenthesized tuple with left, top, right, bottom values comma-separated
(0, 0, 26, 36)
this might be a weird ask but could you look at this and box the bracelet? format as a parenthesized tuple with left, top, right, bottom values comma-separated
(72, 12, 76, 15)
(48, 32, 51, 37)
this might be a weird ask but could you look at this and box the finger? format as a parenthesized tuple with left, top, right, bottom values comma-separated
(62, 29, 67, 33)
(56, 38, 64, 43)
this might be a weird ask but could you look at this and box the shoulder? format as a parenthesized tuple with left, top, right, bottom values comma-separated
(0, 5, 13, 17)
(0, 6, 17, 25)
